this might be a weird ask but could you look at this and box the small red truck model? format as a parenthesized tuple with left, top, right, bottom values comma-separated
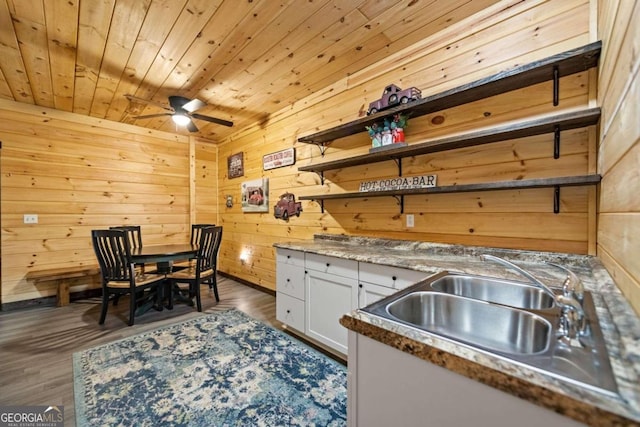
(367, 84, 422, 115)
(274, 193, 302, 221)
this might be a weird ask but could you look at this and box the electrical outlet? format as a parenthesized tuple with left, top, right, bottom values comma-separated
(406, 214, 414, 228)
(24, 214, 38, 224)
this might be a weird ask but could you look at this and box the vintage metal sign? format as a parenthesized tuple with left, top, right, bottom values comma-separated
(359, 175, 437, 192)
(263, 148, 295, 170)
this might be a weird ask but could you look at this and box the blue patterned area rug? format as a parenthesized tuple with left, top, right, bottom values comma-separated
(73, 309, 347, 426)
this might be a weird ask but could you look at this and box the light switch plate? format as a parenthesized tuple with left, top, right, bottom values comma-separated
(406, 214, 414, 228)
(24, 214, 38, 224)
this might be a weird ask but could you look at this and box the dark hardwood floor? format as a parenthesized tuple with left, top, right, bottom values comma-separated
(0, 277, 283, 426)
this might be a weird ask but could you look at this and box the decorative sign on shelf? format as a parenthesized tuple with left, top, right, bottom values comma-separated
(263, 147, 296, 170)
(228, 152, 244, 179)
(359, 175, 437, 192)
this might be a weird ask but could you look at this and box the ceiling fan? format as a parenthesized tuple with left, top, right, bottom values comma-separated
(125, 94, 233, 132)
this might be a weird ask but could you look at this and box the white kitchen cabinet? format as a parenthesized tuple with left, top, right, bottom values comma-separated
(357, 282, 396, 309)
(305, 253, 358, 354)
(275, 249, 432, 354)
(347, 332, 584, 427)
(275, 248, 306, 332)
(357, 262, 429, 308)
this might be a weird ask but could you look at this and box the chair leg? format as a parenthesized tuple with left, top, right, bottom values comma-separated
(128, 291, 136, 326)
(99, 290, 109, 325)
(194, 282, 202, 312)
(210, 272, 220, 302)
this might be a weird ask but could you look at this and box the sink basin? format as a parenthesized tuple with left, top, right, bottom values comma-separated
(361, 271, 618, 396)
(429, 274, 555, 310)
(386, 292, 551, 354)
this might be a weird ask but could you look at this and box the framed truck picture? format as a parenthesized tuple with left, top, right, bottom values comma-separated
(241, 178, 269, 213)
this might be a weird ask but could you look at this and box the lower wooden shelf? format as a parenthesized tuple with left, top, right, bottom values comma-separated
(298, 174, 601, 214)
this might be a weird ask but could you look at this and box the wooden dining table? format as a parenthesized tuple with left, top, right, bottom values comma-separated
(129, 243, 198, 312)
(130, 243, 197, 274)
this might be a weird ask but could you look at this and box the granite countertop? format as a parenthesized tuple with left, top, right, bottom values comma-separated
(275, 234, 640, 426)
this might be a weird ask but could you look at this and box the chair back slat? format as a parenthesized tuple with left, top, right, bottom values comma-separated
(190, 223, 215, 246)
(196, 226, 223, 276)
(92, 229, 134, 282)
(109, 225, 142, 249)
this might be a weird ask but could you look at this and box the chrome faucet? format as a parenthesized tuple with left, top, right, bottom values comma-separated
(480, 254, 587, 344)
(480, 254, 556, 298)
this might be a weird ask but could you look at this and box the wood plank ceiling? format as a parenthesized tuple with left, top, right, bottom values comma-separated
(0, 0, 498, 141)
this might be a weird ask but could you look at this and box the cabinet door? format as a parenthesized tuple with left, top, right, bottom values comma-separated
(357, 282, 397, 309)
(306, 269, 357, 354)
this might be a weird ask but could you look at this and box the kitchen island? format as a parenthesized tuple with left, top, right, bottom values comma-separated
(274, 234, 640, 426)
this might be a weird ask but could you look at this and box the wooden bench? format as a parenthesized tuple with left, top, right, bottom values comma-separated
(26, 265, 101, 307)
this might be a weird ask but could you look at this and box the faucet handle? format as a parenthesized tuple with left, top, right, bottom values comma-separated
(556, 294, 587, 345)
(546, 262, 584, 303)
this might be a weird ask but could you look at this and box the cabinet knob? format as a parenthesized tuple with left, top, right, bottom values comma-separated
(392, 276, 397, 281)
(286, 309, 291, 314)
(287, 255, 291, 259)
(326, 263, 330, 267)
(286, 278, 290, 282)
(359, 284, 363, 288)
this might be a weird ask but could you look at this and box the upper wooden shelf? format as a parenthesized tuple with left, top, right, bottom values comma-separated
(298, 108, 601, 174)
(297, 41, 602, 146)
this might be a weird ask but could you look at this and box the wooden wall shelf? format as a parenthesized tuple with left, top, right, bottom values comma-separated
(296, 41, 602, 215)
(298, 108, 601, 174)
(297, 41, 601, 147)
(299, 175, 602, 214)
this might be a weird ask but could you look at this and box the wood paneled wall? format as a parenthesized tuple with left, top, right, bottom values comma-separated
(596, 0, 640, 315)
(0, 100, 196, 305)
(216, 0, 596, 292)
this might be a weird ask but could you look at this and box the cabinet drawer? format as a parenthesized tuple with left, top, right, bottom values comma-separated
(276, 248, 305, 267)
(276, 293, 305, 332)
(276, 264, 305, 300)
(359, 262, 430, 290)
(305, 253, 358, 279)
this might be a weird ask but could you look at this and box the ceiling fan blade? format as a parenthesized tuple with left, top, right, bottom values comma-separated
(186, 119, 199, 133)
(133, 113, 172, 119)
(125, 94, 173, 112)
(191, 113, 233, 127)
(181, 98, 206, 113)
(168, 95, 192, 111)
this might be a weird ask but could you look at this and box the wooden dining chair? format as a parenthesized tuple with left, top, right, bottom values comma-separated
(172, 224, 215, 271)
(167, 226, 223, 311)
(91, 229, 166, 326)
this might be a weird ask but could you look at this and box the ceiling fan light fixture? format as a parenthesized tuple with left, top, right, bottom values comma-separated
(172, 114, 191, 126)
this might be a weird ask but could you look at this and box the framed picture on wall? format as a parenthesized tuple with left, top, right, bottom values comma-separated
(241, 178, 269, 212)
(228, 152, 244, 179)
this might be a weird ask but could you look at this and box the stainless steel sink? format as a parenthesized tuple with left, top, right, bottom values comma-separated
(429, 274, 555, 310)
(386, 292, 551, 354)
(361, 271, 618, 396)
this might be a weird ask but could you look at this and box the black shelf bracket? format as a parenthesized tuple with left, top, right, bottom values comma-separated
(553, 66, 560, 106)
(393, 158, 403, 176)
(553, 185, 560, 214)
(320, 199, 324, 213)
(393, 195, 405, 214)
(553, 125, 561, 159)
(312, 143, 328, 156)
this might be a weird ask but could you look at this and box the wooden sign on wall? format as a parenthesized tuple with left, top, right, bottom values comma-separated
(228, 152, 244, 179)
